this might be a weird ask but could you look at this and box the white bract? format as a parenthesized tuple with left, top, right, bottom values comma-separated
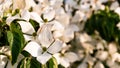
(24, 24, 63, 64)
(54, 52, 78, 68)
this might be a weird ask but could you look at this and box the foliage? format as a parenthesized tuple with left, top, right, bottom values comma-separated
(84, 7, 120, 44)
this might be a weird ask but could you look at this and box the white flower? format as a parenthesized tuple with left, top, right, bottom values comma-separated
(6, 14, 20, 25)
(18, 21, 35, 34)
(30, 12, 43, 25)
(79, 32, 92, 43)
(24, 24, 63, 64)
(0, 46, 11, 68)
(78, 55, 96, 68)
(49, 0, 63, 9)
(115, 7, 120, 16)
(77, 62, 88, 68)
(24, 41, 42, 57)
(24, 39, 63, 64)
(94, 61, 104, 68)
(12, 0, 25, 9)
(108, 42, 117, 55)
(37, 24, 54, 48)
(21, 10, 30, 21)
(37, 39, 63, 64)
(95, 51, 108, 61)
(110, 1, 119, 10)
(43, 8, 55, 21)
(71, 10, 86, 23)
(18, 21, 36, 41)
(0, 55, 7, 68)
(111, 53, 120, 62)
(61, 24, 79, 42)
(55, 12, 70, 26)
(54, 52, 78, 68)
(24, 0, 36, 10)
(50, 20, 64, 39)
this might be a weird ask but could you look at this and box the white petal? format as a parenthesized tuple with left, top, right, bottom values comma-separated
(95, 51, 108, 61)
(53, 31, 63, 39)
(0, 55, 7, 68)
(23, 35, 33, 41)
(37, 52, 52, 64)
(25, 0, 36, 9)
(37, 24, 54, 48)
(67, 24, 79, 32)
(60, 57, 70, 68)
(24, 41, 42, 57)
(47, 39, 63, 54)
(94, 61, 105, 68)
(77, 62, 88, 68)
(115, 7, 120, 16)
(18, 21, 35, 34)
(50, 20, 64, 31)
(110, 1, 119, 10)
(6, 15, 20, 25)
(21, 10, 30, 21)
(12, 0, 25, 9)
(99, 0, 108, 3)
(43, 9, 55, 21)
(108, 42, 117, 54)
(53, 53, 61, 64)
(64, 52, 78, 62)
(79, 33, 92, 43)
(56, 13, 70, 26)
(62, 24, 79, 42)
(30, 12, 43, 26)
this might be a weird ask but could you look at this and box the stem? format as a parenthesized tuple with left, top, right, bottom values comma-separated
(42, 64, 47, 68)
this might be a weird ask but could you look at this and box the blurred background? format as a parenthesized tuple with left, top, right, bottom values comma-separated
(1, 0, 120, 68)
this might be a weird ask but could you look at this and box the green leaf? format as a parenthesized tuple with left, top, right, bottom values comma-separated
(29, 19, 40, 32)
(30, 58, 42, 68)
(21, 50, 31, 57)
(46, 57, 58, 68)
(7, 22, 25, 65)
(17, 58, 31, 68)
(84, 8, 120, 43)
(17, 57, 42, 68)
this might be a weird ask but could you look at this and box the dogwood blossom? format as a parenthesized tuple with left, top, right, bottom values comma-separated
(24, 24, 63, 64)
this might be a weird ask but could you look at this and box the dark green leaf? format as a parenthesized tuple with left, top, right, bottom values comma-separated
(17, 58, 31, 68)
(29, 19, 40, 32)
(7, 22, 25, 65)
(84, 8, 120, 43)
(46, 57, 58, 68)
(30, 57, 42, 68)
(21, 50, 31, 57)
(17, 57, 42, 68)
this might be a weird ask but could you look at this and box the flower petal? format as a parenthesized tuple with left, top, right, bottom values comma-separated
(64, 52, 78, 62)
(21, 10, 30, 21)
(18, 21, 35, 34)
(94, 61, 104, 68)
(50, 20, 64, 31)
(23, 35, 33, 41)
(6, 15, 20, 25)
(24, 41, 42, 57)
(37, 24, 54, 48)
(30, 12, 43, 26)
(43, 9, 55, 21)
(47, 39, 63, 54)
(37, 52, 52, 64)
(60, 57, 70, 68)
(62, 24, 79, 42)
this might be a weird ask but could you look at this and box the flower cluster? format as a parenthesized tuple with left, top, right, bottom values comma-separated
(0, 0, 120, 68)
